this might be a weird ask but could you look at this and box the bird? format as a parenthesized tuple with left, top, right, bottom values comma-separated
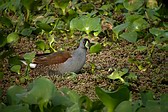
(21, 38, 91, 76)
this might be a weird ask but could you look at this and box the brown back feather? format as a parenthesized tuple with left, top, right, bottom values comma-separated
(33, 51, 71, 66)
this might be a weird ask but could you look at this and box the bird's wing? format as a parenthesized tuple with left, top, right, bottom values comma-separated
(33, 51, 72, 65)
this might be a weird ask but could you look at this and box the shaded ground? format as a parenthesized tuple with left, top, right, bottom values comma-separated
(1, 37, 168, 101)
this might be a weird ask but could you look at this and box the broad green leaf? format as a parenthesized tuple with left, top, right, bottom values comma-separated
(149, 28, 165, 37)
(136, 46, 147, 52)
(7, 32, 20, 43)
(36, 21, 52, 32)
(115, 101, 132, 112)
(70, 15, 101, 35)
(95, 86, 130, 112)
(0, 72, 4, 79)
(123, 0, 144, 11)
(146, 100, 161, 112)
(140, 91, 154, 106)
(36, 40, 46, 51)
(0, 16, 13, 28)
(17, 77, 57, 112)
(127, 72, 137, 80)
(90, 43, 102, 53)
(79, 96, 92, 111)
(1, 104, 31, 112)
(131, 18, 149, 31)
(8, 0, 21, 12)
(0, 35, 6, 47)
(52, 91, 73, 107)
(8, 56, 22, 66)
(160, 94, 168, 112)
(23, 52, 36, 63)
(113, 23, 128, 38)
(120, 31, 137, 43)
(10, 65, 21, 74)
(21, 28, 33, 36)
(107, 68, 128, 83)
(54, 0, 70, 15)
(7, 85, 25, 105)
(21, 0, 34, 11)
(80, 3, 95, 12)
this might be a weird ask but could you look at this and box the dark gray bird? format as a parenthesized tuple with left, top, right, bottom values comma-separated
(22, 38, 91, 75)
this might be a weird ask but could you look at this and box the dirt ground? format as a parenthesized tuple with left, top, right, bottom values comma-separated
(1, 37, 168, 101)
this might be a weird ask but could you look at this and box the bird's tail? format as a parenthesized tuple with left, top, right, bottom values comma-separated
(20, 60, 37, 68)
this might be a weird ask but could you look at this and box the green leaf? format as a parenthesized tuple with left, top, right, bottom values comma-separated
(123, 0, 144, 11)
(113, 23, 129, 38)
(7, 85, 25, 105)
(0, 35, 6, 47)
(107, 68, 128, 83)
(140, 91, 154, 106)
(36, 40, 46, 51)
(115, 101, 132, 112)
(127, 72, 137, 80)
(70, 15, 101, 35)
(95, 86, 130, 112)
(21, 0, 34, 11)
(21, 28, 33, 36)
(90, 43, 102, 53)
(52, 91, 73, 107)
(54, 0, 70, 15)
(79, 96, 92, 111)
(17, 77, 56, 112)
(136, 46, 147, 52)
(146, 100, 161, 112)
(10, 65, 21, 74)
(36, 21, 52, 32)
(149, 28, 165, 37)
(7, 32, 20, 43)
(160, 94, 168, 112)
(0, 16, 13, 28)
(23, 52, 36, 63)
(120, 31, 137, 43)
(1, 104, 31, 112)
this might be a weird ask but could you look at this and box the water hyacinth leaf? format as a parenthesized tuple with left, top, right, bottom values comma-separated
(149, 28, 165, 37)
(23, 52, 36, 63)
(0, 16, 13, 28)
(136, 46, 147, 52)
(52, 91, 74, 107)
(16, 77, 57, 112)
(160, 94, 168, 112)
(113, 23, 128, 38)
(120, 31, 137, 43)
(10, 65, 21, 74)
(0, 35, 6, 47)
(8, 56, 22, 66)
(131, 18, 149, 31)
(140, 91, 154, 106)
(90, 43, 102, 53)
(7, 85, 25, 105)
(107, 68, 128, 83)
(146, 100, 161, 112)
(21, 28, 33, 36)
(1, 104, 31, 112)
(79, 96, 92, 111)
(36, 21, 52, 32)
(54, 0, 70, 15)
(7, 32, 20, 43)
(95, 86, 130, 112)
(115, 101, 132, 112)
(36, 40, 46, 51)
(21, 0, 34, 11)
(70, 15, 101, 35)
(123, 0, 144, 11)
